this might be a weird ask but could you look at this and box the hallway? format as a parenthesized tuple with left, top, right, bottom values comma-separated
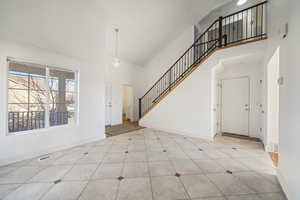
(105, 120, 143, 137)
(0, 129, 285, 200)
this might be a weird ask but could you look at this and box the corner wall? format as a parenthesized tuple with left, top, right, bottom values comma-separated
(143, 26, 194, 90)
(0, 40, 106, 165)
(277, 0, 300, 199)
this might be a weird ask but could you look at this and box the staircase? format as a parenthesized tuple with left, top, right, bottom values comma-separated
(139, 1, 267, 119)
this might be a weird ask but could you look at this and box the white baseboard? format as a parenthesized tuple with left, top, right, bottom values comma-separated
(276, 168, 291, 200)
(141, 124, 213, 141)
(265, 142, 279, 153)
(0, 136, 104, 166)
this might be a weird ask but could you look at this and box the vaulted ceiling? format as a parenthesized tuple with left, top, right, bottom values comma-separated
(0, 0, 232, 66)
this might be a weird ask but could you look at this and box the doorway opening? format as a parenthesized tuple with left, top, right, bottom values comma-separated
(212, 54, 264, 142)
(266, 47, 280, 166)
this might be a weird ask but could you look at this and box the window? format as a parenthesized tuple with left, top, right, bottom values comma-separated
(7, 59, 77, 134)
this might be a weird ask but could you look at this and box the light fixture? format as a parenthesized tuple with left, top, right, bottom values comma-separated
(237, 0, 247, 6)
(112, 28, 120, 68)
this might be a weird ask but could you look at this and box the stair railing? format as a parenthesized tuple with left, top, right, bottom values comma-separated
(139, 1, 267, 118)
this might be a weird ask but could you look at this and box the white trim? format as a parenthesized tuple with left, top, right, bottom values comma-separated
(5, 60, 9, 136)
(7, 123, 77, 137)
(0, 135, 104, 166)
(7, 56, 75, 72)
(220, 76, 250, 136)
(5, 57, 79, 136)
(276, 168, 291, 200)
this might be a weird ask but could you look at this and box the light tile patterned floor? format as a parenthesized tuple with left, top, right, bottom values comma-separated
(0, 129, 286, 200)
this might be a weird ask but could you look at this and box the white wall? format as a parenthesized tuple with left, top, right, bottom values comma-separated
(122, 85, 133, 121)
(143, 26, 194, 90)
(0, 40, 106, 165)
(106, 59, 145, 124)
(277, 0, 300, 199)
(195, 0, 263, 38)
(215, 58, 264, 139)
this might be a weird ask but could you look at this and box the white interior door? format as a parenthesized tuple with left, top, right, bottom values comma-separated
(122, 85, 134, 121)
(105, 84, 112, 126)
(221, 77, 249, 136)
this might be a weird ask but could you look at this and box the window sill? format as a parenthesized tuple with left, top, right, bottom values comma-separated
(6, 123, 78, 137)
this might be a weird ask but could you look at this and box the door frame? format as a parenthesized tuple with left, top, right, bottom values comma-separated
(220, 76, 250, 136)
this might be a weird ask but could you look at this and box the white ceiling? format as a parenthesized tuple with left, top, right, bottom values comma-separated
(0, 0, 232, 66)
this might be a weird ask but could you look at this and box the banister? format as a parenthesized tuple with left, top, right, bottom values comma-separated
(139, 1, 268, 118)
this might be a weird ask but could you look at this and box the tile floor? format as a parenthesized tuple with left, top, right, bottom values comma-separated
(0, 129, 286, 200)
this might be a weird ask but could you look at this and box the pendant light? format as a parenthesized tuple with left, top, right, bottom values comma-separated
(112, 28, 120, 67)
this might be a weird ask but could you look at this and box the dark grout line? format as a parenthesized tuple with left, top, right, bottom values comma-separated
(170, 134, 227, 200)
(112, 141, 128, 200)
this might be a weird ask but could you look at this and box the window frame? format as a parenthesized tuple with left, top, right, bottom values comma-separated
(6, 57, 79, 136)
